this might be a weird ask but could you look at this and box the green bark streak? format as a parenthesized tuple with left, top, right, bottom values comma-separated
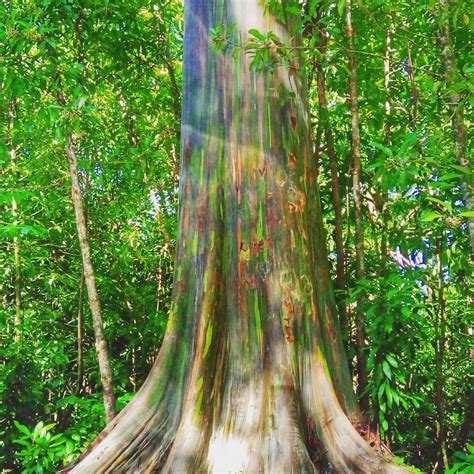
(67, 2, 408, 473)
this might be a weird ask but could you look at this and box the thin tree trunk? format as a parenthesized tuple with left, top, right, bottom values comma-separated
(377, 19, 395, 275)
(44, 1, 117, 423)
(434, 238, 449, 471)
(77, 271, 85, 394)
(65, 134, 117, 423)
(164, 56, 181, 128)
(371, 23, 394, 436)
(313, 119, 323, 179)
(77, 174, 89, 395)
(155, 5, 182, 128)
(407, 44, 418, 132)
(316, 20, 348, 335)
(436, 0, 472, 251)
(8, 99, 22, 343)
(379, 22, 393, 276)
(346, 0, 369, 412)
(383, 22, 392, 143)
(13, 229, 21, 340)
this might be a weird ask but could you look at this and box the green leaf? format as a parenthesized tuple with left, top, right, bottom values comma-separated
(459, 211, 474, 218)
(378, 383, 385, 400)
(386, 353, 399, 368)
(421, 211, 443, 222)
(372, 142, 393, 157)
(337, 0, 346, 17)
(12, 438, 30, 446)
(284, 5, 301, 15)
(0, 224, 47, 238)
(14, 420, 31, 436)
(426, 197, 452, 213)
(439, 172, 460, 181)
(33, 421, 45, 439)
(382, 361, 392, 380)
(0, 189, 34, 205)
(450, 164, 470, 174)
(248, 28, 265, 41)
(393, 391, 400, 407)
(386, 384, 393, 408)
(44, 423, 56, 433)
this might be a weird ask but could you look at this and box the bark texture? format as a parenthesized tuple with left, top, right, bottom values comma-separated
(64, 1, 410, 472)
(66, 135, 117, 423)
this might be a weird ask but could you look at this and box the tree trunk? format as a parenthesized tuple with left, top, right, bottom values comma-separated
(65, 134, 117, 423)
(434, 239, 448, 472)
(407, 44, 418, 132)
(315, 19, 348, 335)
(371, 23, 394, 436)
(8, 99, 22, 343)
(77, 271, 85, 394)
(436, 0, 472, 252)
(379, 21, 393, 275)
(63, 1, 409, 472)
(345, 0, 369, 412)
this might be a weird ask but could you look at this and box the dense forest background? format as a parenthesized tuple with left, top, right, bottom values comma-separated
(0, 0, 472, 472)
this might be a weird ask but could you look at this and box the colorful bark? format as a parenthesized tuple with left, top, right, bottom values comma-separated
(64, 1, 410, 472)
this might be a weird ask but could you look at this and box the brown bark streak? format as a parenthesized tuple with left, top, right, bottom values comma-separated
(63, 2, 411, 472)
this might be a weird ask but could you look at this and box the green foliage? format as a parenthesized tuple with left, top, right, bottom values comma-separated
(0, 0, 182, 470)
(12, 421, 72, 473)
(446, 445, 474, 474)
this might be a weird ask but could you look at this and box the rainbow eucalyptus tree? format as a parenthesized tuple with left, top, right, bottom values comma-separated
(65, 1, 408, 472)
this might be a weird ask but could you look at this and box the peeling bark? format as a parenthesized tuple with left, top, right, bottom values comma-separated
(62, 1, 410, 472)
